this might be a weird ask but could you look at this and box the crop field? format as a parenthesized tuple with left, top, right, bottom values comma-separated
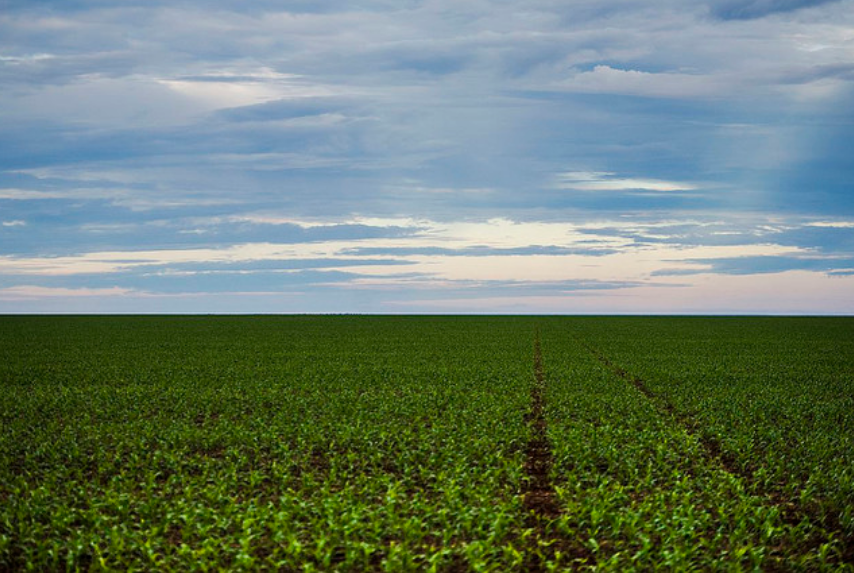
(1, 316, 852, 571)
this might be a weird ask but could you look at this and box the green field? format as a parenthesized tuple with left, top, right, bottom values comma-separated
(1, 316, 852, 571)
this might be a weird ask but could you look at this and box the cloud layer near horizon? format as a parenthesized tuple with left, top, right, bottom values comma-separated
(2, 0, 854, 313)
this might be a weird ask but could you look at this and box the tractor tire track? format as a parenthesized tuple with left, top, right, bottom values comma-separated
(581, 340, 853, 566)
(523, 331, 559, 522)
(523, 331, 586, 571)
(582, 342, 741, 476)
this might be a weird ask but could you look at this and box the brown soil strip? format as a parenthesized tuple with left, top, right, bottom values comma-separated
(522, 331, 562, 571)
(524, 332, 559, 519)
(581, 341, 853, 566)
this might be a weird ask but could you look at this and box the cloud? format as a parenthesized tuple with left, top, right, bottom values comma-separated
(0, 215, 804, 294)
(805, 220, 854, 228)
(0, 188, 71, 200)
(379, 271, 854, 314)
(556, 65, 727, 99)
(0, 187, 131, 201)
(709, 0, 844, 20)
(554, 171, 700, 192)
(2, 76, 207, 127)
(0, 285, 132, 300)
(340, 245, 619, 257)
(0, 53, 56, 64)
(654, 254, 854, 276)
(157, 69, 344, 111)
(2, 0, 854, 312)
(2, 220, 26, 227)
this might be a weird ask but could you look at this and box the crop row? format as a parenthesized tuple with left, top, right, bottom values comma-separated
(557, 316, 853, 566)
(1, 316, 852, 571)
(1, 316, 535, 571)
(539, 320, 850, 569)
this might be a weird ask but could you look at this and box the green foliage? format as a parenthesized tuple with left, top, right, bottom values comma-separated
(541, 317, 854, 570)
(0, 316, 851, 571)
(0, 316, 533, 571)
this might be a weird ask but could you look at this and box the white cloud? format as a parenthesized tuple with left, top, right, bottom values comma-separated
(1, 75, 207, 126)
(0, 187, 224, 210)
(222, 214, 422, 228)
(0, 53, 56, 64)
(0, 211, 848, 312)
(805, 220, 854, 228)
(0, 216, 807, 291)
(1, 220, 26, 227)
(556, 65, 726, 99)
(158, 68, 343, 111)
(554, 171, 699, 192)
(0, 286, 133, 300)
(0, 188, 68, 200)
(385, 183, 495, 195)
(0, 187, 137, 201)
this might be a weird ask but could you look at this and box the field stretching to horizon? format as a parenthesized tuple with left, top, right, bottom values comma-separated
(1, 316, 852, 571)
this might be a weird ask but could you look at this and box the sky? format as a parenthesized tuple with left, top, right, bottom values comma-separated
(1, 0, 854, 314)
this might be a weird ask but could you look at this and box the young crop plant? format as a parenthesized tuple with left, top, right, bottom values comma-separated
(0, 316, 537, 571)
(2, 315, 852, 571)
(550, 316, 854, 569)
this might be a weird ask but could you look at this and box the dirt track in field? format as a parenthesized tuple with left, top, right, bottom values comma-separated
(523, 332, 559, 521)
(521, 331, 564, 571)
(582, 341, 853, 566)
(583, 342, 742, 475)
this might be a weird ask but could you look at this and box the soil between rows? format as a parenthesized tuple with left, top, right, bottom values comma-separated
(582, 340, 853, 567)
(521, 332, 564, 571)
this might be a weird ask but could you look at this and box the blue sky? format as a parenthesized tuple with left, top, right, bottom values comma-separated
(1, 0, 853, 313)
